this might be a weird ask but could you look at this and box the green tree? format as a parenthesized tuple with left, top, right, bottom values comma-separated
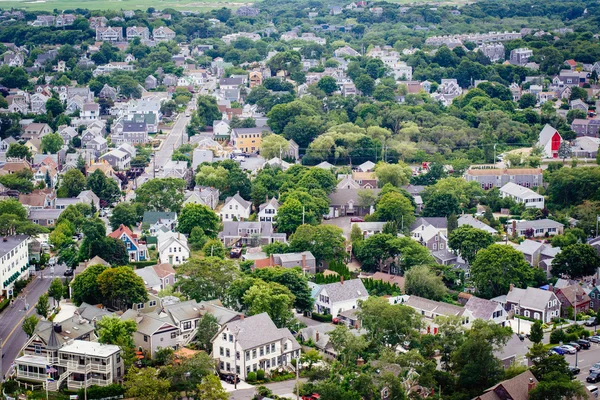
(189, 226, 207, 251)
(41, 133, 64, 154)
(109, 203, 139, 230)
(328, 324, 368, 368)
(289, 224, 346, 265)
(196, 314, 219, 353)
(529, 374, 586, 400)
(177, 203, 220, 236)
(6, 143, 32, 160)
(196, 375, 228, 400)
(45, 98, 64, 116)
(97, 315, 137, 345)
(97, 266, 148, 310)
(448, 225, 495, 265)
(374, 162, 412, 188)
(57, 168, 86, 198)
(202, 239, 225, 258)
(196, 95, 221, 129)
(317, 76, 338, 95)
(22, 315, 39, 338)
(529, 320, 544, 344)
(0, 198, 27, 220)
(355, 74, 375, 96)
(48, 278, 64, 307)
(260, 134, 289, 160)
(471, 244, 533, 298)
(405, 265, 448, 301)
(423, 192, 460, 217)
(243, 281, 295, 328)
(176, 257, 240, 302)
(252, 266, 314, 312)
(86, 169, 121, 205)
(518, 93, 537, 109)
(551, 244, 600, 279)
(135, 178, 186, 213)
(70, 264, 108, 306)
(276, 197, 305, 234)
(375, 191, 415, 228)
(125, 368, 172, 400)
(36, 293, 50, 319)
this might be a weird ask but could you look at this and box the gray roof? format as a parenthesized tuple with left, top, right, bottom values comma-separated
(318, 279, 368, 304)
(274, 251, 315, 263)
(457, 215, 497, 234)
(514, 219, 564, 230)
(224, 192, 251, 210)
(411, 217, 448, 231)
(233, 127, 272, 135)
(134, 267, 162, 288)
(299, 323, 336, 351)
(405, 295, 466, 317)
(259, 197, 280, 212)
(0, 235, 28, 258)
(328, 188, 381, 206)
(76, 302, 112, 321)
(219, 221, 276, 237)
(220, 313, 300, 350)
(400, 185, 425, 195)
(123, 121, 147, 132)
(515, 239, 545, 255)
(464, 296, 501, 320)
(219, 77, 244, 86)
(28, 209, 64, 220)
(143, 211, 177, 225)
(122, 309, 176, 336)
(505, 287, 556, 310)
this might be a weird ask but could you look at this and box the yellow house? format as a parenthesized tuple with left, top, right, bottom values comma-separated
(25, 139, 41, 155)
(232, 127, 269, 154)
(249, 70, 263, 88)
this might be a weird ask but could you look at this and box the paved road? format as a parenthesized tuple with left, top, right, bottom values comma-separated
(0, 263, 67, 379)
(228, 378, 306, 400)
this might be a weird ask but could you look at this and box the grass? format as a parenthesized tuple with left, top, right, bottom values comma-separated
(0, 0, 252, 12)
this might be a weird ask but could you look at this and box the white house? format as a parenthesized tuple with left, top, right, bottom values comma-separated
(463, 295, 507, 326)
(314, 279, 369, 318)
(220, 192, 252, 221)
(499, 182, 544, 209)
(211, 313, 301, 380)
(457, 215, 498, 234)
(258, 198, 279, 222)
(536, 124, 562, 159)
(0, 235, 30, 297)
(157, 231, 190, 266)
(405, 295, 474, 334)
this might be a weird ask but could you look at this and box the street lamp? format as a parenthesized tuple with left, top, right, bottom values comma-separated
(232, 327, 241, 390)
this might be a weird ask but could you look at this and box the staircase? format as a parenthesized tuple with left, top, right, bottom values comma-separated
(45, 370, 69, 392)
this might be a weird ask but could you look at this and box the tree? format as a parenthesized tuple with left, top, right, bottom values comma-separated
(518, 93, 537, 109)
(177, 203, 220, 236)
(423, 192, 460, 217)
(6, 143, 32, 160)
(48, 278, 64, 307)
(355, 74, 375, 96)
(289, 224, 347, 265)
(57, 169, 86, 198)
(189, 226, 207, 251)
(558, 140, 572, 162)
(70, 264, 107, 306)
(529, 374, 587, 400)
(86, 169, 121, 205)
(41, 133, 64, 154)
(176, 257, 240, 302)
(97, 266, 148, 310)
(529, 320, 544, 344)
(328, 324, 368, 368)
(135, 178, 186, 213)
(36, 293, 50, 319)
(551, 244, 600, 279)
(374, 162, 412, 188)
(375, 192, 415, 228)
(0, 198, 27, 220)
(196, 95, 221, 129)
(45, 98, 64, 116)
(405, 265, 447, 301)
(109, 203, 139, 230)
(471, 244, 533, 298)
(125, 368, 172, 400)
(260, 134, 289, 160)
(196, 314, 219, 352)
(448, 225, 495, 265)
(317, 76, 338, 95)
(243, 281, 295, 328)
(276, 197, 305, 234)
(97, 315, 137, 345)
(22, 315, 39, 338)
(252, 267, 314, 312)
(202, 239, 225, 258)
(196, 375, 228, 400)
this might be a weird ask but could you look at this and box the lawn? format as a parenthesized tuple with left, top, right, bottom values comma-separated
(0, 0, 252, 12)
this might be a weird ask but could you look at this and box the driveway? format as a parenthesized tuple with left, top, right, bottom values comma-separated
(323, 216, 354, 240)
(228, 378, 306, 400)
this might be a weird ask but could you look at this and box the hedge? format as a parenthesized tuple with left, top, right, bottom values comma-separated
(0, 298, 9, 313)
(312, 313, 332, 323)
(77, 384, 125, 399)
(128, 260, 159, 269)
(247, 372, 257, 382)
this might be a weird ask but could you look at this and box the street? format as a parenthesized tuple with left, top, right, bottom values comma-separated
(0, 263, 67, 379)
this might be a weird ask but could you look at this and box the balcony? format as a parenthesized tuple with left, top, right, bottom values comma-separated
(67, 361, 111, 373)
(16, 370, 46, 381)
(67, 377, 111, 390)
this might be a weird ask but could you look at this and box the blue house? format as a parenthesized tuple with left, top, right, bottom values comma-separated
(109, 224, 148, 262)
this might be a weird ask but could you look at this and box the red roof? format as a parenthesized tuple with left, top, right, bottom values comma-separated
(565, 59, 577, 66)
(108, 224, 136, 240)
(254, 258, 272, 269)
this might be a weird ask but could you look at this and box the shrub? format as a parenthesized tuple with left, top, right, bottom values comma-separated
(247, 372, 257, 382)
(2, 380, 18, 394)
(0, 298, 9, 312)
(257, 369, 265, 381)
(78, 384, 125, 399)
(311, 313, 332, 323)
(581, 330, 591, 338)
(565, 332, 579, 342)
(550, 328, 566, 344)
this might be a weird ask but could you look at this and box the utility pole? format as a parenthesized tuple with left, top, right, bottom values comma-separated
(493, 143, 497, 167)
(295, 354, 300, 400)
(233, 327, 240, 390)
(302, 206, 305, 225)
(0, 337, 3, 385)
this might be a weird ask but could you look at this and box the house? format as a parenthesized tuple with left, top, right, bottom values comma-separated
(536, 124, 562, 159)
(15, 335, 123, 392)
(22, 123, 52, 141)
(571, 98, 588, 112)
(27, 209, 64, 227)
(108, 224, 148, 262)
(258, 197, 279, 222)
(220, 192, 251, 221)
(551, 284, 590, 318)
(327, 188, 381, 218)
(0, 235, 30, 297)
(157, 231, 189, 266)
(314, 278, 369, 318)
(501, 284, 561, 323)
(153, 26, 176, 42)
(299, 324, 338, 357)
(507, 219, 564, 238)
(98, 84, 118, 101)
(95, 26, 124, 42)
(499, 182, 544, 209)
(410, 217, 448, 237)
(19, 189, 55, 209)
(219, 222, 287, 247)
(509, 48, 533, 66)
(143, 211, 177, 234)
(464, 167, 543, 189)
(89, 16, 108, 29)
(457, 215, 497, 234)
(126, 26, 150, 41)
(587, 285, 600, 313)
(77, 190, 100, 210)
(515, 239, 546, 266)
(473, 370, 538, 400)
(183, 187, 220, 210)
(120, 308, 179, 359)
(99, 149, 130, 170)
(351, 171, 378, 188)
(213, 120, 231, 141)
(134, 263, 176, 293)
(86, 136, 109, 158)
(249, 71, 263, 88)
(264, 251, 317, 274)
(212, 313, 301, 380)
(352, 222, 386, 238)
(58, 126, 78, 145)
(405, 295, 473, 333)
(145, 75, 158, 90)
(571, 118, 600, 137)
(571, 136, 600, 159)
(464, 295, 507, 325)
(231, 127, 268, 154)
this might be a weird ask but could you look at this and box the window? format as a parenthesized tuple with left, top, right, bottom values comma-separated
(245, 351, 250, 360)
(253, 364, 257, 372)
(246, 366, 250, 374)
(34, 344, 41, 354)
(220, 361, 224, 370)
(183, 321, 192, 330)
(524, 310, 530, 317)
(149, 300, 156, 307)
(266, 345, 270, 354)
(137, 303, 144, 309)
(226, 349, 230, 357)
(220, 347, 224, 356)
(143, 335, 148, 342)
(229, 334, 234, 343)
(260, 347, 264, 356)
(252, 349, 257, 358)
(171, 332, 177, 339)
(284, 343, 288, 351)
(271, 343, 275, 353)
(222, 333, 227, 340)
(236, 351, 240, 360)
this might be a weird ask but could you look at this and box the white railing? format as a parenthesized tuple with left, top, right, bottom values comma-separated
(67, 361, 110, 373)
(16, 371, 45, 381)
(67, 378, 111, 389)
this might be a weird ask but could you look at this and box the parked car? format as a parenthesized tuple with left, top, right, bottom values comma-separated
(568, 342, 582, 351)
(590, 336, 600, 344)
(569, 366, 581, 375)
(219, 373, 239, 384)
(588, 372, 600, 383)
(551, 347, 566, 355)
(350, 217, 364, 222)
(63, 268, 73, 277)
(590, 362, 600, 373)
(560, 345, 577, 354)
(229, 247, 242, 258)
(585, 318, 597, 327)
(578, 339, 591, 349)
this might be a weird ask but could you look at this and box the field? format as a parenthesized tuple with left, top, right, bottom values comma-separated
(0, 0, 252, 11)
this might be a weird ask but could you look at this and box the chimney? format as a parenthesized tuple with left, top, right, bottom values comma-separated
(548, 284, 553, 292)
(301, 253, 307, 269)
(315, 331, 320, 343)
(512, 220, 517, 236)
(528, 378, 536, 392)
(239, 314, 244, 321)
(178, 232, 180, 240)
(340, 276, 344, 285)
(509, 283, 514, 292)
(356, 357, 364, 366)
(270, 254, 275, 266)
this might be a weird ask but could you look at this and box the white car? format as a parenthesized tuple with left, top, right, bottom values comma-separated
(560, 345, 577, 355)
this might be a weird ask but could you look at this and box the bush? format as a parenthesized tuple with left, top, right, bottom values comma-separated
(581, 330, 591, 338)
(0, 298, 9, 312)
(550, 328, 566, 344)
(247, 372, 257, 382)
(565, 332, 580, 342)
(129, 260, 158, 268)
(311, 313, 332, 323)
(257, 369, 265, 381)
(78, 384, 125, 399)
(2, 379, 18, 394)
